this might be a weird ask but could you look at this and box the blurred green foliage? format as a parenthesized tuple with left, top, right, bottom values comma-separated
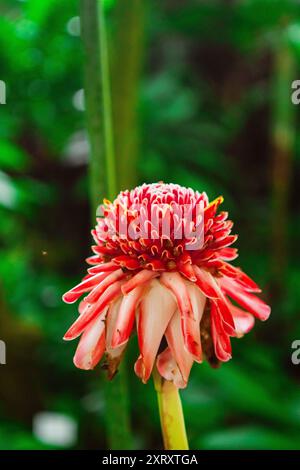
(0, 0, 300, 450)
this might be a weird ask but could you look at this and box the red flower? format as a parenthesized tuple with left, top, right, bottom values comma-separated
(63, 183, 270, 388)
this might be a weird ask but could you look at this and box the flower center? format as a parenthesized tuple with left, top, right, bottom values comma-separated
(92, 183, 235, 275)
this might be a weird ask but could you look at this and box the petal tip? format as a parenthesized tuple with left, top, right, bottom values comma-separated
(62, 293, 77, 304)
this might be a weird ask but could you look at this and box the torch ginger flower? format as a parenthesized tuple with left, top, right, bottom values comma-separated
(63, 183, 270, 388)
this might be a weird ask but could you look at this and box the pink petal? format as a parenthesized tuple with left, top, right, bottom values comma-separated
(211, 301, 232, 362)
(156, 347, 187, 389)
(236, 271, 261, 293)
(78, 299, 89, 315)
(134, 279, 177, 383)
(220, 276, 271, 321)
(145, 259, 165, 271)
(177, 261, 197, 282)
(231, 305, 255, 337)
(105, 299, 127, 378)
(208, 234, 238, 250)
(220, 263, 261, 293)
(122, 269, 159, 295)
(160, 272, 201, 360)
(194, 266, 236, 334)
(105, 298, 122, 349)
(218, 247, 238, 261)
(113, 256, 141, 270)
(193, 265, 219, 299)
(73, 309, 107, 370)
(163, 308, 194, 384)
(184, 281, 206, 362)
(62, 272, 108, 304)
(63, 281, 122, 340)
(86, 255, 103, 265)
(87, 262, 119, 274)
(84, 269, 126, 303)
(111, 284, 145, 348)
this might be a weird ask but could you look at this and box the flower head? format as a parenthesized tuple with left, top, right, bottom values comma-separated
(63, 183, 270, 388)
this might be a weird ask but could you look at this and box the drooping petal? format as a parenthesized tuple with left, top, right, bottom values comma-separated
(194, 266, 236, 334)
(121, 269, 159, 295)
(105, 298, 122, 349)
(163, 309, 194, 384)
(157, 347, 187, 389)
(85, 255, 104, 265)
(220, 276, 271, 321)
(63, 281, 123, 340)
(111, 284, 145, 348)
(208, 234, 238, 250)
(105, 299, 127, 378)
(62, 272, 108, 304)
(235, 271, 261, 293)
(73, 309, 107, 370)
(84, 269, 126, 303)
(211, 301, 232, 362)
(160, 272, 202, 360)
(219, 263, 261, 293)
(193, 265, 219, 299)
(230, 304, 255, 337)
(134, 279, 177, 383)
(184, 281, 206, 362)
(78, 299, 89, 315)
(87, 262, 119, 274)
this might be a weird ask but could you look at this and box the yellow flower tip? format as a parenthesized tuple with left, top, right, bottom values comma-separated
(103, 198, 112, 205)
(208, 195, 224, 208)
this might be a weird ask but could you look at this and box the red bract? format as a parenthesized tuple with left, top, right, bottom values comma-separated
(63, 183, 270, 388)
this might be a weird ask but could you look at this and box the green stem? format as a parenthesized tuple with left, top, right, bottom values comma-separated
(270, 27, 295, 296)
(80, 0, 133, 449)
(112, 0, 145, 190)
(153, 368, 189, 450)
(104, 362, 133, 450)
(99, 0, 117, 200)
(80, 0, 106, 214)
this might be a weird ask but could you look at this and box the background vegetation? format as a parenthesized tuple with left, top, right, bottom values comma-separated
(0, 0, 300, 450)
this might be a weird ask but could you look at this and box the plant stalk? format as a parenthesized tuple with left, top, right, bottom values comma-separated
(99, 0, 117, 200)
(80, 0, 133, 449)
(270, 28, 295, 297)
(80, 0, 106, 213)
(111, 0, 145, 190)
(153, 368, 189, 450)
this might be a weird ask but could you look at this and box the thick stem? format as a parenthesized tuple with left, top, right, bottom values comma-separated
(270, 29, 295, 298)
(153, 369, 189, 450)
(80, 0, 106, 214)
(80, 0, 133, 449)
(99, 0, 117, 200)
(111, 0, 145, 191)
(104, 362, 133, 450)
